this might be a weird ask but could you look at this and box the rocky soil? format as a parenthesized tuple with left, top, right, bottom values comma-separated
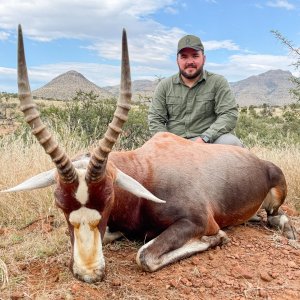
(1, 208, 299, 300)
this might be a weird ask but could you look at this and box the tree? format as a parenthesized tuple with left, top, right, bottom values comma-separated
(271, 30, 300, 101)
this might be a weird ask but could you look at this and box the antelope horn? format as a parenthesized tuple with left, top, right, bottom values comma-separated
(86, 29, 131, 183)
(17, 24, 77, 183)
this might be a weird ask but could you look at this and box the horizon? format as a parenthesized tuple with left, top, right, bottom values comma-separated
(1, 68, 292, 95)
(0, 1, 299, 93)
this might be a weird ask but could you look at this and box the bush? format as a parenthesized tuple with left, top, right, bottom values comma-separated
(236, 104, 300, 148)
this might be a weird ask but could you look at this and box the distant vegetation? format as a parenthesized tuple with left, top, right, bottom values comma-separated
(236, 103, 300, 148)
(14, 91, 151, 150)
(10, 91, 300, 150)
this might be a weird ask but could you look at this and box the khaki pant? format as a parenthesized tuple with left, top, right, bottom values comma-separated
(190, 133, 244, 147)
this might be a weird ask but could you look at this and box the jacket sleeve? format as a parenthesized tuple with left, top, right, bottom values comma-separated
(148, 80, 168, 135)
(201, 76, 238, 142)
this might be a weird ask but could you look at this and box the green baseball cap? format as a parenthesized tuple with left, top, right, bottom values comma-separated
(177, 35, 204, 53)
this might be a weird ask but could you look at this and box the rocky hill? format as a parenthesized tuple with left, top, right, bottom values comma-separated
(103, 79, 159, 102)
(32, 70, 112, 100)
(230, 69, 295, 106)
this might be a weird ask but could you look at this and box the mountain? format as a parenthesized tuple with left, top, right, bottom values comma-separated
(103, 79, 159, 102)
(230, 69, 295, 106)
(32, 70, 112, 100)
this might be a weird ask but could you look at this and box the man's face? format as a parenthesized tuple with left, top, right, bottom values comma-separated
(177, 48, 206, 80)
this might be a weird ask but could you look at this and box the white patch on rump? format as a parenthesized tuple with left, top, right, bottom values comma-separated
(69, 207, 105, 282)
(75, 169, 89, 205)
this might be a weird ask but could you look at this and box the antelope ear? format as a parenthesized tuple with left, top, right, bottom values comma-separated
(1, 169, 57, 193)
(115, 169, 166, 204)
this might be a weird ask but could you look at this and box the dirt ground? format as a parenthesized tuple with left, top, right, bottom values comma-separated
(1, 208, 300, 300)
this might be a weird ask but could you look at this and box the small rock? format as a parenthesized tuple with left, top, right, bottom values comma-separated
(203, 279, 214, 288)
(208, 253, 214, 260)
(276, 278, 285, 285)
(259, 289, 268, 298)
(287, 261, 298, 269)
(111, 279, 121, 286)
(180, 277, 192, 286)
(199, 266, 208, 274)
(191, 257, 199, 265)
(268, 271, 279, 279)
(282, 249, 289, 255)
(169, 279, 178, 288)
(260, 271, 273, 282)
(294, 270, 300, 278)
(71, 283, 81, 293)
(231, 266, 253, 279)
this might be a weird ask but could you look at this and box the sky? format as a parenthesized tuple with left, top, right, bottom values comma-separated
(0, 0, 299, 93)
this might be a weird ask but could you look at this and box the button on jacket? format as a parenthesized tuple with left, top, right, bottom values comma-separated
(148, 70, 238, 142)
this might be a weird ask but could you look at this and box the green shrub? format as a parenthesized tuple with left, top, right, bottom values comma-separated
(236, 104, 300, 148)
(14, 91, 151, 150)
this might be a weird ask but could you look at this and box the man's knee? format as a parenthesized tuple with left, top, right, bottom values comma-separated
(213, 133, 244, 147)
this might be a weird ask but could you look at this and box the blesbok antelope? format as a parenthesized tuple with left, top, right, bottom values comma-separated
(2, 25, 296, 283)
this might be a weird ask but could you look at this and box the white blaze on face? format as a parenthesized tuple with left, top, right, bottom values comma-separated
(69, 206, 105, 282)
(75, 169, 89, 205)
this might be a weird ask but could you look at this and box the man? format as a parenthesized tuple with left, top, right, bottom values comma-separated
(148, 34, 243, 146)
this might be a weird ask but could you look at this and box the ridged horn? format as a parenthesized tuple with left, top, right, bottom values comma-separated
(86, 29, 131, 183)
(17, 24, 77, 183)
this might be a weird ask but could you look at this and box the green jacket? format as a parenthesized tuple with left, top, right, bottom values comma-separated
(148, 70, 238, 142)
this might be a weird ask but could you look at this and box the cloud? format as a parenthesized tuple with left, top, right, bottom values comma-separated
(0, 31, 9, 40)
(266, 0, 295, 10)
(87, 27, 184, 66)
(204, 40, 240, 51)
(0, 0, 185, 66)
(0, 0, 178, 41)
(0, 67, 15, 77)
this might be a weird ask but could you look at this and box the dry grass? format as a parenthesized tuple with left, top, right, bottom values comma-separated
(251, 144, 300, 210)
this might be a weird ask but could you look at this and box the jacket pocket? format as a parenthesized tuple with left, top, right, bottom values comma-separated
(195, 92, 215, 116)
(166, 96, 182, 118)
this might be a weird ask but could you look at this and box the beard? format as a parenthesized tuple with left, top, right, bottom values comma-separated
(179, 64, 203, 80)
